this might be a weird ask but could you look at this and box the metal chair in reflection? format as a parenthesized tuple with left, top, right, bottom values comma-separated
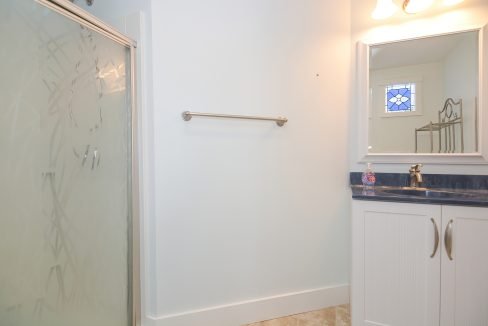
(415, 98, 464, 153)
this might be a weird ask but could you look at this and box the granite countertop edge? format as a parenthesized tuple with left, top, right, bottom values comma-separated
(351, 185, 488, 207)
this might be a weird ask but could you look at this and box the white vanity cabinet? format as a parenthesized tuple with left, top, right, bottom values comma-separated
(352, 200, 488, 326)
(440, 206, 488, 326)
(351, 201, 441, 326)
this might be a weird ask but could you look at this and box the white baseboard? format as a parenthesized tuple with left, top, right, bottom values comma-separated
(144, 284, 349, 326)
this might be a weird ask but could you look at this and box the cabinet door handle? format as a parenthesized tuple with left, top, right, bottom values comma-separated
(430, 218, 439, 258)
(444, 219, 454, 261)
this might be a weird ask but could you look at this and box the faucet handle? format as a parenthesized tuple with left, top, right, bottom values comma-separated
(410, 163, 423, 170)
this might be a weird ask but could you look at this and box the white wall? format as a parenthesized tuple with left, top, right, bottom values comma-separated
(443, 32, 479, 153)
(148, 0, 351, 325)
(75, 0, 150, 30)
(350, 0, 488, 174)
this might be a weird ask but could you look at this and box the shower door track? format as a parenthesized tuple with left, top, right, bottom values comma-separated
(36, 0, 136, 47)
(34, 1, 141, 326)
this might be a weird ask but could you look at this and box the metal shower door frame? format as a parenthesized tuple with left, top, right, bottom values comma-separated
(34, 1, 141, 325)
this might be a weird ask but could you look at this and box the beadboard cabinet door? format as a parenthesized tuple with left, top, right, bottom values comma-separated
(440, 205, 488, 326)
(352, 201, 441, 326)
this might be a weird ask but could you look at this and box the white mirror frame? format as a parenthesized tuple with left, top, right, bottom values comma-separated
(357, 24, 488, 164)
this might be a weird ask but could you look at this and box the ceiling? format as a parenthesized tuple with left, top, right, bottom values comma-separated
(370, 31, 477, 70)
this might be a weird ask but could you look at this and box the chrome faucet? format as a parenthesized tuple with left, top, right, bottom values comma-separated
(409, 164, 423, 188)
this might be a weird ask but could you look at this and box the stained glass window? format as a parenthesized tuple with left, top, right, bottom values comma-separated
(385, 83, 416, 112)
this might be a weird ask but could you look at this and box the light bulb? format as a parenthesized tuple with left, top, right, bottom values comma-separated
(402, 0, 434, 14)
(372, 0, 398, 20)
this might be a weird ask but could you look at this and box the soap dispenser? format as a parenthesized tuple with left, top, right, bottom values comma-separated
(361, 163, 376, 190)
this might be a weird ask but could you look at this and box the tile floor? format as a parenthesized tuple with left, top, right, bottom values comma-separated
(245, 304, 350, 326)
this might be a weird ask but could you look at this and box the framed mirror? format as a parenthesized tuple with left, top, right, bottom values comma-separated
(357, 25, 488, 164)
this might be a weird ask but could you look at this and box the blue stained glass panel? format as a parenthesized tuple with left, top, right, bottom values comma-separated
(385, 83, 416, 113)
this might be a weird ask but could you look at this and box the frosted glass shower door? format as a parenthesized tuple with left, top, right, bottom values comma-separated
(0, 1, 133, 326)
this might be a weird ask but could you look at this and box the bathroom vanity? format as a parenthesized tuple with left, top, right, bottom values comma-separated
(350, 177, 488, 326)
(351, 21, 488, 326)
(348, 12, 488, 325)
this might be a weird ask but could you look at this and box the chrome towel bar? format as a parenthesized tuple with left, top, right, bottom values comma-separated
(182, 111, 288, 127)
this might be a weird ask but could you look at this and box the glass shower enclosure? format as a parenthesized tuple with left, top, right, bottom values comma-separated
(0, 0, 138, 325)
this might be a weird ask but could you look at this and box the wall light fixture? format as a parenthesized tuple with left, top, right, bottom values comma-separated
(402, 0, 434, 13)
(371, 0, 464, 19)
(372, 0, 399, 20)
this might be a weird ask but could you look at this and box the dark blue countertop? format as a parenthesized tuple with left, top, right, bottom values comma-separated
(350, 173, 488, 207)
(351, 186, 488, 207)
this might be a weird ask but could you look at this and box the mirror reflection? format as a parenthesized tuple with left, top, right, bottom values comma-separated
(368, 31, 479, 154)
